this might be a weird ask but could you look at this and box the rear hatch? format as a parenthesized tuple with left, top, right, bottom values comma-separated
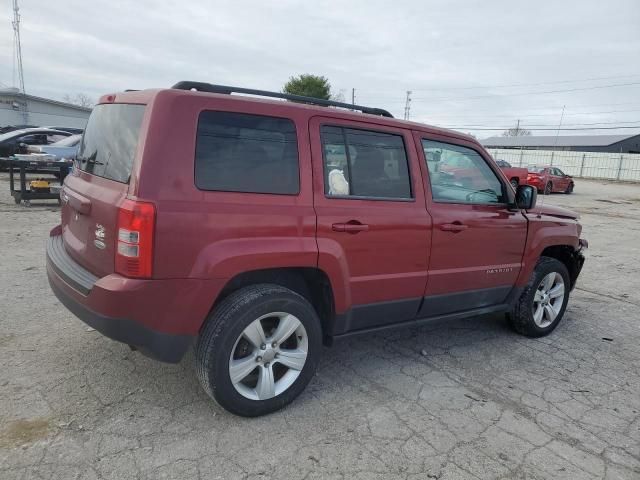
(61, 103, 145, 278)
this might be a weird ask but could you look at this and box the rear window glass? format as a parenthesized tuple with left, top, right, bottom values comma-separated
(195, 111, 299, 194)
(76, 104, 145, 183)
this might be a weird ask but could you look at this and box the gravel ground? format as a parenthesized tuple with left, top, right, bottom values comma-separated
(1, 173, 639, 480)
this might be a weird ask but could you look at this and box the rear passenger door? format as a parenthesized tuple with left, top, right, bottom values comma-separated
(310, 117, 431, 334)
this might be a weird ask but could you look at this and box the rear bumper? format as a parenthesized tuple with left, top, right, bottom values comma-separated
(46, 229, 226, 363)
(47, 274, 192, 362)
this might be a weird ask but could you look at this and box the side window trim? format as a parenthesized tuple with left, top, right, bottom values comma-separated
(320, 123, 415, 202)
(421, 137, 508, 206)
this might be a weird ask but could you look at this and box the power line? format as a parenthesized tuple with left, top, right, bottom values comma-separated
(416, 108, 640, 119)
(441, 126, 640, 131)
(357, 81, 640, 104)
(358, 73, 640, 94)
(439, 120, 640, 128)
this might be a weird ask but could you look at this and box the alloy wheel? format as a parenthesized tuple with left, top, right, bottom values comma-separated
(229, 312, 308, 401)
(532, 272, 565, 328)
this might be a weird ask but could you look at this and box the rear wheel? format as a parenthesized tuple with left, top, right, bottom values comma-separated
(510, 178, 519, 189)
(508, 256, 570, 337)
(196, 284, 322, 417)
(565, 182, 574, 194)
(544, 182, 552, 195)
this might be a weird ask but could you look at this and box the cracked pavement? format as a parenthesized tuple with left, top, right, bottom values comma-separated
(1, 174, 639, 479)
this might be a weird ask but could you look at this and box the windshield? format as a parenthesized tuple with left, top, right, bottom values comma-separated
(76, 104, 145, 183)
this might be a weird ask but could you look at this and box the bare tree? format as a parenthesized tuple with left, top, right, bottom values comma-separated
(502, 120, 531, 137)
(502, 127, 532, 137)
(63, 93, 95, 108)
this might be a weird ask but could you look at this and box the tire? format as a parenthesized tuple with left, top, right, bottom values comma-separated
(510, 178, 519, 189)
(544, 182, 552, 195)
(565, 182, 574, 194)
(508, 256, 570, 337)
(13, 194, 21, 204)
(196, 284, 322, 417)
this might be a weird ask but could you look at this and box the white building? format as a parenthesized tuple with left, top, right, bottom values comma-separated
(0, 88, 91, 129)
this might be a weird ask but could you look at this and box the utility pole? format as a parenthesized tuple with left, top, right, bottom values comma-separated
(12, 0, 27, 122)
(515, 119, 520, 136)
(553, 105, 566, 149)
(351, 88, 355, 105)
(403, 90, 412, 120)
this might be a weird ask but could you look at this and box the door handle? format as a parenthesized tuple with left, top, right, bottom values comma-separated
(440, 222, 468, 232)
(332, 222, 369, 233)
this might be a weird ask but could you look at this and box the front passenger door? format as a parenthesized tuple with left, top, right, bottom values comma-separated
(417, 135, 528, 317)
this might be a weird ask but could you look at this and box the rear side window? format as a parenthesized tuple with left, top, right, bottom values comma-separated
(195, 111, 299, 195)
(320, 126, 412, 199)
(76, 104, 145, 183)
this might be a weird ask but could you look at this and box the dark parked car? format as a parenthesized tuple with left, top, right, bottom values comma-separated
(0, 128, 72, 158)
(26, 134, 82, 160)
(47, 82, 587, 416)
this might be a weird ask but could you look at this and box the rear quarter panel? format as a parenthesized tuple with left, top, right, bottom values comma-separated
(136, 90, 317, 281)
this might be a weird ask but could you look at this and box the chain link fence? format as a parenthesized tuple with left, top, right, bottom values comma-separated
(486, 148, 640, 182)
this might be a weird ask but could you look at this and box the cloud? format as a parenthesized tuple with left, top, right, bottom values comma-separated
(1, 0, 639, 137)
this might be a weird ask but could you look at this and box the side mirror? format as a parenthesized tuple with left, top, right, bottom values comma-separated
(515, 184, 537, 210)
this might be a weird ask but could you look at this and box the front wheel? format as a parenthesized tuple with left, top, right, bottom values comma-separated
(196, 284, 322, 417)
(565, 182, 574, 194)
(508, 257, 570, 337)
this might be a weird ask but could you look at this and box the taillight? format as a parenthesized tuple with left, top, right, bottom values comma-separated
(115, 199, 155, 278)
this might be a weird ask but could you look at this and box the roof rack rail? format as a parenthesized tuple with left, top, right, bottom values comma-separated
(171, 81, 394, 118)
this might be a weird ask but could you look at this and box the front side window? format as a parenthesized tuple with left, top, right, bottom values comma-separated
(422, 139, 505, 204)
(320, 126, 412, 199)
(195, 111, 299, 194)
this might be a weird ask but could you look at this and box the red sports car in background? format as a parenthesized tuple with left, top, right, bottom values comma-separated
(527, 166, 575, 194)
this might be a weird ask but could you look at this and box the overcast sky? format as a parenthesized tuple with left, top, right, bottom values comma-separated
(1, 0, 639, 138)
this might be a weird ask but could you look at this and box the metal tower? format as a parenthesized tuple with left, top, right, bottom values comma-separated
(12, 0, 25, 94)
(403, 91, 412, 120)
(12, 0, 27, 122)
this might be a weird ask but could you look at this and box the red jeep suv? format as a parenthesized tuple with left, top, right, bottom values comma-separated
(47, 82, 586, 416)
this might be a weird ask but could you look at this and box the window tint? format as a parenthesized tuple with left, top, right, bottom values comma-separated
(195, 111, 299, 194)
(77, 104, 145, 183)
(321, 126, 411, 199)
(422, 140, 505, 204)
(20, 134, 46, 145)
